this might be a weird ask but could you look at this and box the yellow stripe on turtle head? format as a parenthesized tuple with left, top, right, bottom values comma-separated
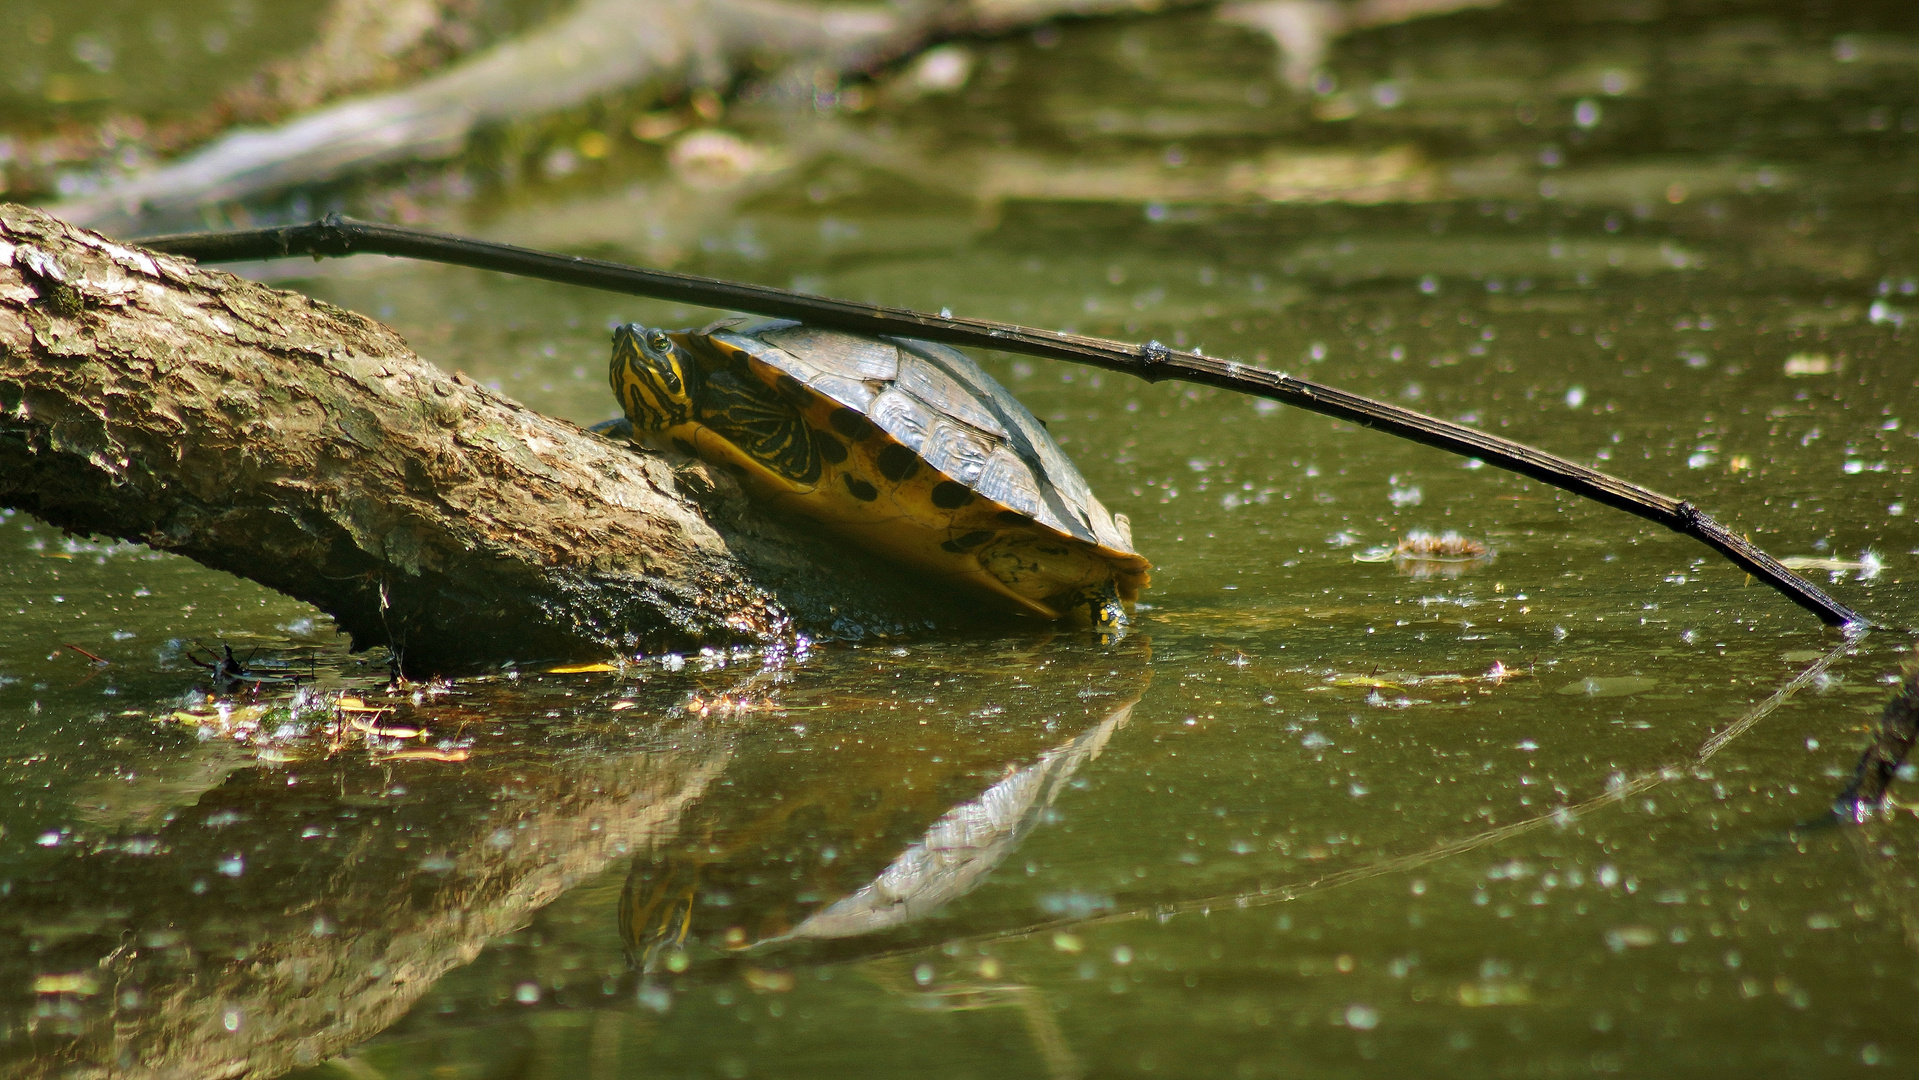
(610, 324, 695, 433)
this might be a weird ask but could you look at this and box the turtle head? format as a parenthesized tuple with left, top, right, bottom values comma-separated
(610, 324, 697, 432)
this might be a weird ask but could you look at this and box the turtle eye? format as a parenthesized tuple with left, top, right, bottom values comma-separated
(645, 329, 673, 352)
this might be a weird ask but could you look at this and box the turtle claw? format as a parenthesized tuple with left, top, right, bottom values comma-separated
(589, 416, 636, 442)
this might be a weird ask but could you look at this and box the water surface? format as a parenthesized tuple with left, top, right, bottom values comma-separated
(4, 2, 1919, 1076)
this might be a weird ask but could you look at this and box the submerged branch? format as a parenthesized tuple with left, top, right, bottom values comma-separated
(145, 215, 1871, 630)
(1835, 648, 1919, 818)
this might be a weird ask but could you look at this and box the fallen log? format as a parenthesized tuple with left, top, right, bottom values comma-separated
(48, 0, 1507, 235)
(0, 204, 939, 672)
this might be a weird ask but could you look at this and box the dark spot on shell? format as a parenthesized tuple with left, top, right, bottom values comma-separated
(672, 437, 698, 457)
(815, 430, 847, 464)
(774, 373, 812, 407)
(940, 530, 996, 553)
(842, 474, 879, 502)
(931, 481, 973, 509)
(830, 407, 874, 441)
(997, 510, 1029, 525)
(877, 444, 920, 482)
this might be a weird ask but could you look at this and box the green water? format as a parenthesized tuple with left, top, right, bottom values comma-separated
(6, 2, 1919, 1076)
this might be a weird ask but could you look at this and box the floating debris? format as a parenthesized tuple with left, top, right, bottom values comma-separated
(1354, 530, 1494, 578)
(1779, 551, 1884, 581)
(158, 687, 475, 765)
(1456, 981, 1534, 1007)
(348, 715, 429, 740)
(1783, 352, 1836, 376)
(378, 748, 472, 763)
(1331, 676, 1405, 691)
(59, 643, 108, 666)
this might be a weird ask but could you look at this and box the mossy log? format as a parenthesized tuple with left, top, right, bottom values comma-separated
(0, 204, 937, 671)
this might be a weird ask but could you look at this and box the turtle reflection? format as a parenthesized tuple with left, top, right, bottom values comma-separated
(621, 665, 1145, 969)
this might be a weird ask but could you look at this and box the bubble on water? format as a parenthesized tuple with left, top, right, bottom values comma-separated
(1565, 386, 1586, 408)
(1345, 1004, 1379, 1029)
(1574, 99, 1602, 128)
(515, 982, 541, 1004)
(1418, 275, 1439, 294)
(216, 854, 245, 877)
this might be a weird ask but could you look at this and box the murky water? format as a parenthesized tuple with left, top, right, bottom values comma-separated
(6, 2, 1919, 1076)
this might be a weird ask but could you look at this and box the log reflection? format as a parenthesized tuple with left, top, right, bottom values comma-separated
(0, 694, 733, 1080)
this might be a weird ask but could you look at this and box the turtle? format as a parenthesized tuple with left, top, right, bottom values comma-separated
(599, 319, 1150, 630)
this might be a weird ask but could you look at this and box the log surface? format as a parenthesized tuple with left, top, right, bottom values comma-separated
(0, 204, 934, 671)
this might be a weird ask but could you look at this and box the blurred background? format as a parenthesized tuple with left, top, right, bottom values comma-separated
(3, 2, 1919, 1078)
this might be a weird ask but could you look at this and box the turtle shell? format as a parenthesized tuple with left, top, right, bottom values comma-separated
(630, 320, 1149, 619)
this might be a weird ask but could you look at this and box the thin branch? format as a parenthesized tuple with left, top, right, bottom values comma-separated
(142, 216, 1870, 629)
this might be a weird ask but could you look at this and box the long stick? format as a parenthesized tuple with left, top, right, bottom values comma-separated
(141, 216, 1868, 629)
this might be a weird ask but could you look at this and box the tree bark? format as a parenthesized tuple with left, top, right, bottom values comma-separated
(0, 204, 936, 672)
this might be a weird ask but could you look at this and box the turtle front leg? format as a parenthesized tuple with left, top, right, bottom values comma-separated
(589, 417, 637, 441)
